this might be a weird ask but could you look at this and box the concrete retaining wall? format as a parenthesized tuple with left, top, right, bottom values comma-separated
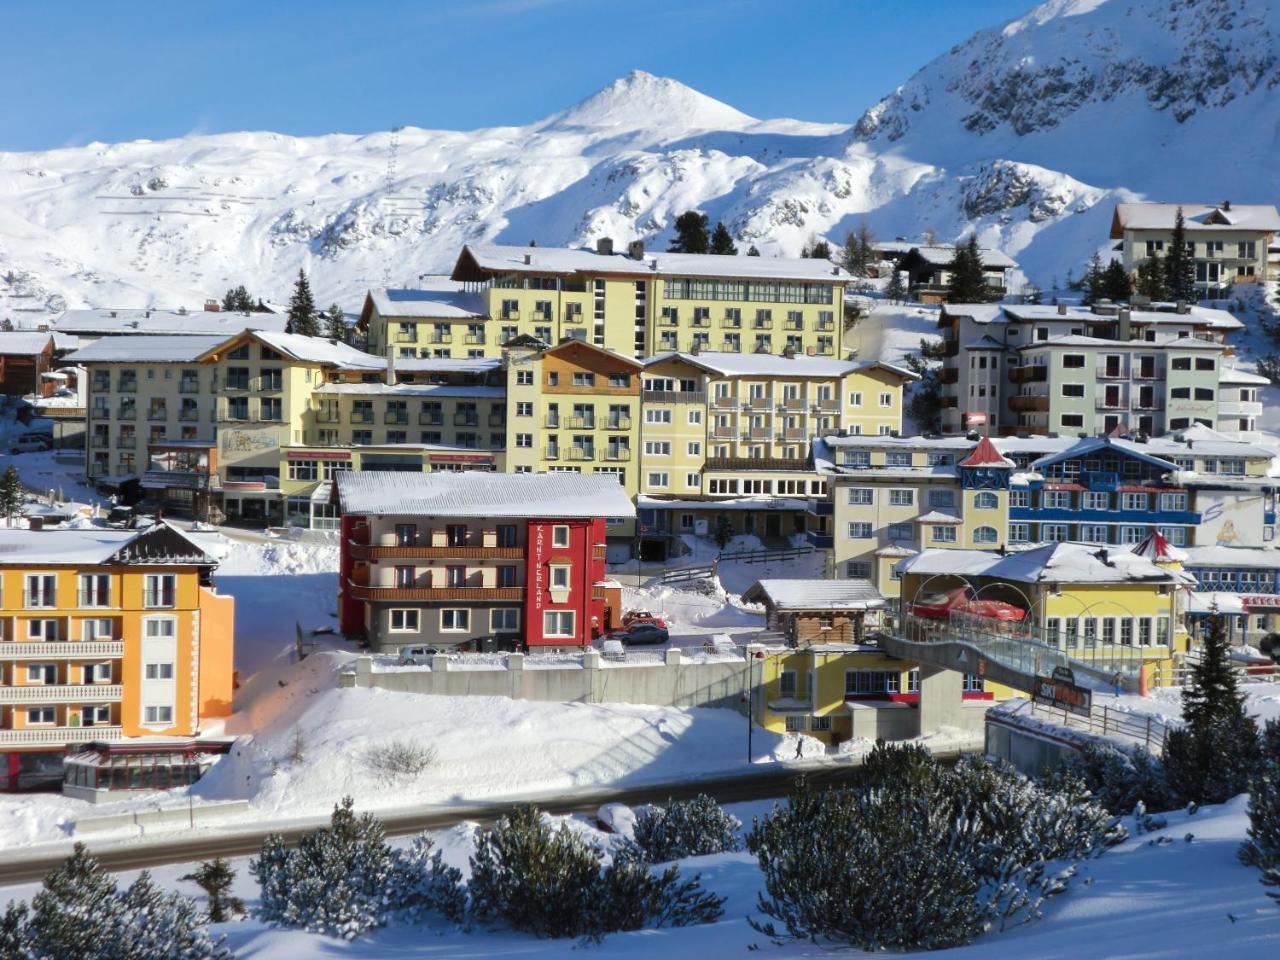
(73, 799, 252, 836)
(340, 649, 754, 713)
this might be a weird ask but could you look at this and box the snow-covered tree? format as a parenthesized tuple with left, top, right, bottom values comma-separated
(1164, 614, 1260, 805)
(885, 269, 908, 304)
(221, 284, 255, 313)
(322, 303, 347, 341)
(286, 269, 319, 336)
(628, 795, 741, 863)
(1051, 740, 1176, 815)
(0, 466, 24, 522)
(709, 222, 737, 255)
(1241, 719, 1280, 905)
(746, 244, 761, 257)
(181, 858, 244, 923)
(386, 834, 467, 924)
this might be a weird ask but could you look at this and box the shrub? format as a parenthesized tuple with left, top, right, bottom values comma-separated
(747, 746, 1123, 950)
(1050, 741, 1177, 815)
(629, 795, 741, 863)
(252, 797, 463, 939)
(365, 740, 438, 784)
(181, 857, 244, 923)
(469, 804, 724, 940)
(7, 843, 230, 959)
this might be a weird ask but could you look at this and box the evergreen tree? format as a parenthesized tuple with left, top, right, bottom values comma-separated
(885, 269, 908, 304)
(1164, 615, 1260, 805)
(1101, 257, 1134, 302)
(1164, 206, 1197, 303)
(746, 245, 761, 257)
(286, 269, 319, 336)
(843, 222, 875, 276)
(946, 236, 997, 303)
(713, 514, 733, 550)
(806, 239, 831, 260)
(626, 795, 741, 863)
(1135, 256, 1168, 300)
(1240, 719, 1280, 906)
(221, 285, 255, 313)
(0, 465, 24, 522)
(181, 858, 244, 923)
(668, 211, 710, 254)
(1082, 251, 1106, 305)
(322, 303, 347, 341)
(709, 222, 738, 255)
(1, 318, 14, 332)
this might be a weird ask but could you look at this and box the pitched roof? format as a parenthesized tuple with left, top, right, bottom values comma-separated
(1031, 437, 1177, 473)
(644, 350, 916, 381)
(67, 335, 228, 364)
(335, 471, 637, 519)
(0, 332, 53, 355)
(741, 578, 885, 611)
(1111, 202, 1280, 236)
(900, 244, 1018, 268)
(898, 542, 1193, 585)
(51, 308, 286, 337)
(1129, 530, 1189, 563)
(959, 436, 1014, 468)
(196, 330, 385, 369)
(363, 286, 486, 322)
(0, 523, 214, 567)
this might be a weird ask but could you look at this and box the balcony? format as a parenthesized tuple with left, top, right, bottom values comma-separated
(384, 412, 410, 425)
(705, 456, 808, 472)
(565, 416, 595, 430)
(453, 415, 480, 427)
(544, 415, 561, 429)
(1096, 365, 1129, 380)
(753, 319, 773, 330)
(690, 316, 711, 328)
(939, 368, 959, 385)
(545, 446, 560, 460)
(603, 448, 632, 462)
(348, 542, 524, 560)
(0, 642, 125, 660)
(115, 434, 138, 447)
(117, 406, 136, 420)
(418, 412, 444, 426)
(117, 381, 137, 394)
(346, 583, 525, 603)
(778, 428, 808, 442)
(644, 390, 705, 404)
(603, 418, 632, 431)
(393, 332, 418, 344)
(488, 414, 506, 428)
(0, 684, 123, 704)
(429, 334, 453, 345)
(223, 377, 250, 391)
(1130, 398, 1164, 411)
(711, 425, 736, 439)
(91, 435, 109, 449)
(745, 427, 772, 440)
(0, 726, 123, 746)
(501, 310, 520, 321)
(783, 321, 803, 332)
(1008, 365, 1046, 384)
(179, 379, 201, 394)
(813, 399, 840, 413)
(720, 317, 743, 329)
(1132, 366, 1161, 381)
(779, 396, 806, 411)
(564, 310, 584, 324)
(146, 409, 168, 422)
(815, 320, 836, 332)
(178, 408, 200, 422)
(566, 447, 595, 462)
(350, 411, 375, 424)
(1094, 397, 1128, 411)
(1008, 394, 1048, 413)
(465, 335, 486, 345)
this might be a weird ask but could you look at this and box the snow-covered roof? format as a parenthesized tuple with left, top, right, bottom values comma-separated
(898, 542, 1192, 586)
(900, 244, 1018, 268)
(232, 331, 385, 368)
(638, 494, 810, 512)
(1111, 202, 1280, 234)
(394, 356, 501, 375)
(454, 243, 850, 284)
(1218, 365, 1271, 386)
(365, 286, 486, 320)
(1031, 437, 1177, 473)
(51, 332, 79, 352)
(336, 471, 636, 519)
(1182, 545, 1280, 569)
(915, 510, 963, 524)
(959, 436, 1014, 468)
(0, 523, 214, 567)
(741, 578, 885, 611)
(67, 335, 228, 363)
(643, 350, 915, 381)
(51, 308, 286, 337)
(0, 332, 53, 355)
(949, 302, 1243, 331)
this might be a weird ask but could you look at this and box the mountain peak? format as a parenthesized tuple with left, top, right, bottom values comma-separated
(540, 70, 756, 131)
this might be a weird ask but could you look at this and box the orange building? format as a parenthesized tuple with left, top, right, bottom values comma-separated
(0, 524, 235, 795)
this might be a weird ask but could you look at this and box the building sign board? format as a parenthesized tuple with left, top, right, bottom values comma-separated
(1032, 666, 1092, 717)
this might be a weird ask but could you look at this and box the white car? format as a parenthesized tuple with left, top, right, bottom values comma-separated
(9, 434, 50, 454)
(398, 645, 443, 665)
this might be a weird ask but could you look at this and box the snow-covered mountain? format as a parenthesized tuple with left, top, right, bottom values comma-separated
(2, 0, 1277, 320)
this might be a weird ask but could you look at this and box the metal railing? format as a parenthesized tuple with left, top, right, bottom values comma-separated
(0, 642, 125, 660)
(0, 685, 123, 704)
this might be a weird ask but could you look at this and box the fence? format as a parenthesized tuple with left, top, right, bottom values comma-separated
(1026, 698, 1170, 753)
(658, 545, 814, 584)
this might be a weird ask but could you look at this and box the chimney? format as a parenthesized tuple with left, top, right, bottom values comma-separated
(27, 516, 43, 532)
(628, 239, 645, 260)
(1057, 303, 1067, 315)
(386, 347, 397, 386)
(109, 311, 117, 318)
(689, 340, 700, 355)
(204, 299, 220, 312)
(783, 345, 796, 359)
(596, 237, 614, 256)
(523, 253, 532, 265)
(1223, 200, 1231, 211)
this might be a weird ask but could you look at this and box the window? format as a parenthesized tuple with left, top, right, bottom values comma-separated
(144, 706, 174, 725)
(550, 565, 570, 590)
(1079, 524, 1108, 544)
(846, 522, 873, 539)
(144, 662, 175, 680)
(847, 487, 873, 505)
(644, 441, 671, 456)
(1062, 354, 1085, 368)
(394, 523, 417, 546)
(1009, 523, 1030, 543)
(784, 716, 806, 733)
(1081, 491, 1108, 511)
(390, 609, 420, 632)
(1042, 490, 1072, 510)
(516, 370, 534, 386)
(779, 671, 797, 697)
(515, 401, 533, 417)
(879, 393, 893, 407)
(440, 609, 470, 632)
(647, 472, 669, 488)
(288, 459, 318, 481)
(26, 663, 56, 684)
(888, 489, 914, 507)
(1171, 357, 1191, 371)
(931, 526, 957, 543)
(644, 408, 672, 424)
(143, 617, 175, 639)
(572, 372, 595, 387)
(887, 522, 913, 541)
(24, 574, 56, 608)
(973, 526, 998, 544)
(27, 619, 59, 641)
(845, 561, 871, 579)
(849, 391, 863, 406)
(1121, 492, 1149, 511)
(885, 452, 912, 468)
(81, 619, 113, 642)
(544, 610, 575, 638)
(445, 524, 467, 547)
(973, 492, 998, 509)
(1195, 358, 1215, 372)
(929, 490, 955, 508)
(551, 525, 570, 548)
(79, 574, 110, 607)
(810, 715, 832, 732)
(26, 707, 55, 726)
(490, 609, 520, 633)
(1061, 383, 1085, 398)
(143, 574, 176, 608)
(1061, 414, 1084, 428)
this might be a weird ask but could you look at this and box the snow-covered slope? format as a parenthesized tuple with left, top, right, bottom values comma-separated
(2, 0, 1276, 320)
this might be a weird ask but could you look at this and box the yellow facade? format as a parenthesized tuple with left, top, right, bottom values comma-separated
(0, 528, 234, 753)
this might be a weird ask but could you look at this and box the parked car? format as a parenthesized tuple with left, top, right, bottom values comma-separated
(106, 506, 135, 529)
(8, 434, 50, 454)
(126, 513, 156, 530)
(600, 638, 626, 662)
(398, 645, 443, 665)
(621, 609, 668, 629)
(608, 622, 670, 646)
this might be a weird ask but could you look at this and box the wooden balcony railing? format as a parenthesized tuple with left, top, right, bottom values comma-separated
(346, 543, 524, 560)
(345, 583, 525, 602)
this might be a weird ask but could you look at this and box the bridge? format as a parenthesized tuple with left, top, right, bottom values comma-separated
(879, 611, 1148, 696)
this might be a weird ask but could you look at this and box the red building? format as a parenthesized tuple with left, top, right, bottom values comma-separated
(334, 471, 634, 652)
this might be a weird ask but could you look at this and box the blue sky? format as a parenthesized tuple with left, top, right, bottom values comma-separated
(1, 0, 1035, 151)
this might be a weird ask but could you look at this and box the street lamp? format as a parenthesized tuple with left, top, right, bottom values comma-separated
(744, 648, 767, 763)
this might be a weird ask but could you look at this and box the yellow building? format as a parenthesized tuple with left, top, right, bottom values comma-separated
(358, 285, 490, 359)
(0, 524, 235, 793)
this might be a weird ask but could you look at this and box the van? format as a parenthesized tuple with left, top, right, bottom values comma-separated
(9, 434, 50, 454)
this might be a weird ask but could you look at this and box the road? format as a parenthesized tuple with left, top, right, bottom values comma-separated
(0, 749, 973, 886)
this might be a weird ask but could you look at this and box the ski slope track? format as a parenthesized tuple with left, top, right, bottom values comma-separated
(1, 0, 1277, 319)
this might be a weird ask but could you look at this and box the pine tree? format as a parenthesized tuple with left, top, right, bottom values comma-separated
(746, 245, 761, 257)
(885, 269, 908, 304)
(0, 466, 24, 522)
(1101, 258, 1134, 302)
(287, 269, 319, 336)
(627, 795, 741, 863)
(668, 211, 709, 254)
(807, 239, 831, 260)
(323, 303, 347, 341)
(709, 222, 737, 255)
(1240, 719, 1280, 906)
(1135, 256, 1168, 300)
(1164, 614, 1261, 805)
(2, 317, 15, 332)
(221, 285, 254, 313)
(844, 222, 875, 276)
(1164, 206, 1197, 303)
(181, 858, 244, 923)
(946, 236, 996, 303)
(1082, 251, 1105, 305)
